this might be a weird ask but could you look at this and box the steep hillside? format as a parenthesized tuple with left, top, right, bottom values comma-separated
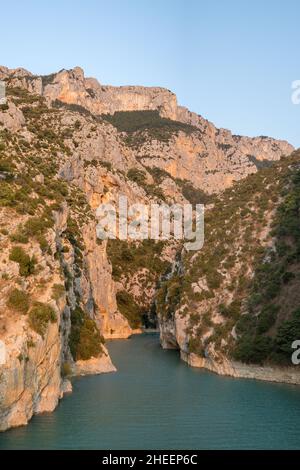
(157, 151, 300, 384)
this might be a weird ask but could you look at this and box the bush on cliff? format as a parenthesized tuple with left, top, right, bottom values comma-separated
(116, 290, 141, 329)
(0, 182, 15, 207)
(7, 288, 29, 314)
(76, 318, 103, 360)
(51, 284, 65, 301)
(61, 362, 72, 377)
(107, 239, 169, 281)
(127, 168, 146, 185)
(188, 337, 206, 357)
(69, 306, 103, 361)
(9, 246, 36, 277)
(29, 302, 57, 337)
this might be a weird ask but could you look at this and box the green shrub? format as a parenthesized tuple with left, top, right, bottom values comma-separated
(41, 73, 56, 87)
(37, 234, 49, 252)
(100, 161, 112, 172)
(28, 302, 57, 337)
(69, 306, 103, 360)
(61, 362, 72, 377)
(127, 168, 146, 185)
(9, 246, 36, 276)
(27, 339, 35, 348)
(76, 318, 103, 360)
(116, 290, 141, 328)
(282, 271, 295, 284)
(146, 166, 170, 183)
(7, 87, 42, 105)
(233, 334, 273, 364)
(126, 167, 166, 200)
(0, 103, 9, 112)
(257, 305, 278, 334)
(107, 239, 169, 280)
(51, 284, 65, 301)
(219, 300, 241, 321)
(275, 309, 300, 358)
(10, 230, 29, 244)
(188, 336, 205, 357)
(7, 288, 29, 314)
(0, 158, 15, 173)
(53, 100, 94, 118)
(22, 105, 50, 119)
(0, 182, 15, 206)
(24, 216, 52, 237)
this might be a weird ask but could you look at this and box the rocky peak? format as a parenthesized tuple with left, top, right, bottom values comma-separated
(44, 66, 179, 119)
(1, 65, 179, 119)
(0, 66, 32, 79)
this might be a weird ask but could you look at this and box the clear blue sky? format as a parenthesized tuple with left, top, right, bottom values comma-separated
(1, 0, 299, 146)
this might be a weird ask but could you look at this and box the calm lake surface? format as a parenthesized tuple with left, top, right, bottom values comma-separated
(0, 333, 300, 449)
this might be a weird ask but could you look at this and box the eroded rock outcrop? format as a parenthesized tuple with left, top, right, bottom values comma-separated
(0, 102, 25, 132)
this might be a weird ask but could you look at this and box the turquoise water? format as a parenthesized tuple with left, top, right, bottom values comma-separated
(0, 333, 300, 449)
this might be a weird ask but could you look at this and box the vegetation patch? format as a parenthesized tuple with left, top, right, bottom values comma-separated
(9, 246, 36, 277)
(174, 178, 211, 205)
(102, 110, 198, 146)
(7, 288, 30, 314)
(107, 239, 170, 281)
(116, 290, 141, 329)
(28, 302, 57, 337)
(51, 284, 65, 301)
(144, 166, 211, 204)
(69, 306, 103, 360)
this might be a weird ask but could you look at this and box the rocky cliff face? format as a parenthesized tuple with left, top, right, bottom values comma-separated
(0, 65, 293, 194)
(0, 197, 116, 431)
(0, 65, 297, 431)
(0, 66, 178, 119)
(0, 202, 67, 430)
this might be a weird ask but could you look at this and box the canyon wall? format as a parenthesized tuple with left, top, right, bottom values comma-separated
(0, 65, 298, 432)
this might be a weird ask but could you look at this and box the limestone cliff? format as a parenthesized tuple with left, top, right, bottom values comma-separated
(0, 199, 116, 431)
(0, 65, 293, 194)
